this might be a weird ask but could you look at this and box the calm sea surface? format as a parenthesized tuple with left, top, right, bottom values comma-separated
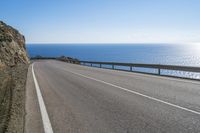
(27, 44, 200, 79)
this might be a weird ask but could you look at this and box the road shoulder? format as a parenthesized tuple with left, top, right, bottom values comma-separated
(25, 64, 44, 133)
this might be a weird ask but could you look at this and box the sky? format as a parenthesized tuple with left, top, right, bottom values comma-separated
(0, 0, 200, 44)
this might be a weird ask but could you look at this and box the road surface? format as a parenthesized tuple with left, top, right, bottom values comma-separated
(25, 60, 200, 133)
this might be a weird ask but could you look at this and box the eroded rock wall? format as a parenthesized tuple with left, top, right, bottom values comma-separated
(0, 21, 29, 69)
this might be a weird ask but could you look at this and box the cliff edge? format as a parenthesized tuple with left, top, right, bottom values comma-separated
(0, 21, 29, 69)
(0, 21, 29, 133)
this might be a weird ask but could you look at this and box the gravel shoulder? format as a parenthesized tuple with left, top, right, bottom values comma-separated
(0, 64, 29, 133)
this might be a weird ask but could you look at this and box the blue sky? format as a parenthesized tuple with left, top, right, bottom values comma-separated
(0, 0, 200, 44)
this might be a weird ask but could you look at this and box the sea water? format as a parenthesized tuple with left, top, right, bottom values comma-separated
(27, 44, 200, 79)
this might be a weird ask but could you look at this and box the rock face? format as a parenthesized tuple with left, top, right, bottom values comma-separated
(0, 21, 29, 69)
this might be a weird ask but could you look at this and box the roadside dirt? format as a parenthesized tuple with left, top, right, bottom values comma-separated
(0, 64, 28, 133)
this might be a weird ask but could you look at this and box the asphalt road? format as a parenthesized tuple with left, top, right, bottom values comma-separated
(25, 60, 200, 133)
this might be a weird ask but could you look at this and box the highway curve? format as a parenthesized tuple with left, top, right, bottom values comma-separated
(25, 60, 200, 133)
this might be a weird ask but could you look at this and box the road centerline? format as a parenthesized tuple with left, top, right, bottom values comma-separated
(32, 64, 54, 133)
(63, 68, 200, 116)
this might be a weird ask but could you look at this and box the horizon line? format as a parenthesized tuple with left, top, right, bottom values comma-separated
(26, 42, 199, 45)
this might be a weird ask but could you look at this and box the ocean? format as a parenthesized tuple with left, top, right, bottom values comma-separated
(27, 44, 200, 79)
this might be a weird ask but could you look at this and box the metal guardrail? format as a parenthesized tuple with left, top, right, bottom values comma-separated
(80, 61, 200, 76)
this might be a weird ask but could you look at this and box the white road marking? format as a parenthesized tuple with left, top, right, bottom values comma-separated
(88, 65, 200, 85)
(64, 62, 200, 85)
(119, 70, 200, 85)
(32, 64, 54, 133)
(64, 69, 200, 115)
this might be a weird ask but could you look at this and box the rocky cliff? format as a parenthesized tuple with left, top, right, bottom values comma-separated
(0, 21, 29, 69)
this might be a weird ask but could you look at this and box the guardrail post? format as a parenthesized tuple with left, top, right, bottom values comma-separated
(100, 64, 102, 68)
(112, 64, 114, 69)
(158, 68, 161, 75)
(130, 66, 133, 71)
(91, 63, 93, 67)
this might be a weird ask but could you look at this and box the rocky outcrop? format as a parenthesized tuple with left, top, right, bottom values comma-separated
(0, 21, 29, 69)
(31, 55, 80, 64)
(57, 56, 80, 64)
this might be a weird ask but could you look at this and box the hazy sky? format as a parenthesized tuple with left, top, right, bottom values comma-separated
(0, 0, 200, 44)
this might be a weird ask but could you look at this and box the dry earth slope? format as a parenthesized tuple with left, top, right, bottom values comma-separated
(0, 21, 29, 133)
